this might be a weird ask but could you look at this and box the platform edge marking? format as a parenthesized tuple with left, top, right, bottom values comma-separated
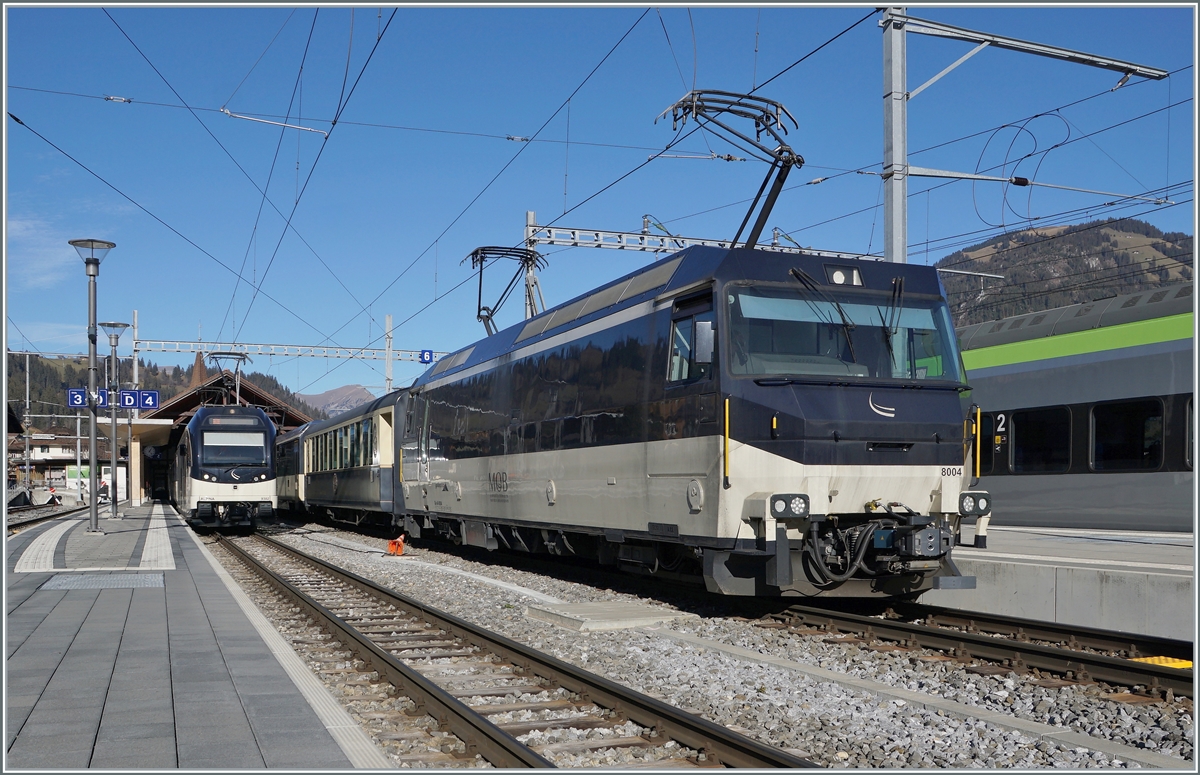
(181, 520, 392, 769)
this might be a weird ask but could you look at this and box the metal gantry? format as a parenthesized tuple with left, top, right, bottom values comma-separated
(520, 211, 1002, 317)
(881, 6, 1169, 263)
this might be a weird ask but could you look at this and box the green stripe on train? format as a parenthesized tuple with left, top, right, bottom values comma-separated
(961, 313, 1194, 371)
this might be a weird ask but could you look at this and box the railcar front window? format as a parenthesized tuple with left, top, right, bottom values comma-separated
(725, 285, 963, 383)
(201, 431, 266, 465)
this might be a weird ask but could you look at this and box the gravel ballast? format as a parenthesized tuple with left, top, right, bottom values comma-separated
(268, 525, 1193, 769)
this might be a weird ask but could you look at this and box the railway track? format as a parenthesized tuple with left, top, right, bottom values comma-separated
(218, 533, 816, 769)
(6, 503, 91, 534)
(758, 602, 1193, 700)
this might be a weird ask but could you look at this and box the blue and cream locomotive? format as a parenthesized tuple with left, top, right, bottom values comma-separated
(282, 245, 989, 597)
(171, 405, 277, 530)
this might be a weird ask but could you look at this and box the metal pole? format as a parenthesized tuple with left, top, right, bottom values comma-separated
(24, 353, 31, 490)
(86, 263, 100, 533)
(883, 7, 908, 263)
(109, 339, 120, 518)
(385, 314, 393, 393)
(132, 310, 139, 420)
(75, 412, 81, 502)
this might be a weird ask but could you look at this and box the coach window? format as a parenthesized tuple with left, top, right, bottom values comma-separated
(1011, 406, 1071, 473)
(1187, 398, 1193, 470)
(1092, 399, 1163, 472)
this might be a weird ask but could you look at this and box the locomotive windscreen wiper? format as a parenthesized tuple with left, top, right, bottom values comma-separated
(877, 276, 905, 372)
(789, 267, 857, 363)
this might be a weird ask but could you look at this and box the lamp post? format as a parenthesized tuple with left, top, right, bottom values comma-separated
(100, 321, 129, 519)
(71, 238, 116, 534)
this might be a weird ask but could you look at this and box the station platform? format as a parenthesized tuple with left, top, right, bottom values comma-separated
(924, 523, 1195, 642)
(4, 503, 388, 770)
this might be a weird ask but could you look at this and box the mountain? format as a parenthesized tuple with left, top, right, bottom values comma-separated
(296, 385, 377, 416)
(936, 217, 1193, 327)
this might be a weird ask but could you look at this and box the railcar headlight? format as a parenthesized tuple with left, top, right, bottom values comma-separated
(959, 491, 991, 516)
(202, 473, 210, 480)
(771, 493, 810, 518)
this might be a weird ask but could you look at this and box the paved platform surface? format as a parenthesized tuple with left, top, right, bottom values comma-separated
(924, 524, 1195, 641)
(4, 503, 380, 770)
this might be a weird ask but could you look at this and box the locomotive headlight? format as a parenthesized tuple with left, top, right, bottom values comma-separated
(959, 491, 991, 516)
(770, 493, 810, 518)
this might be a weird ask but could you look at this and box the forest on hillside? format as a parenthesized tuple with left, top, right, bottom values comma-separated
(936, 217, 1193, 326)
(6, 355, 327, 431)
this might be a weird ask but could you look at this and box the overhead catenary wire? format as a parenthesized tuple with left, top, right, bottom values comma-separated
(101, 10, 387, 351)
(219, 12, 321, 342)
(222, 8, 297, 109)
(4, 113, 359, 351)
(235, 8, 399, 341)
(320, 8, 653, 349)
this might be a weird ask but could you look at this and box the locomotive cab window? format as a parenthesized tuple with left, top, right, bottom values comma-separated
(1091, 399, 1164, 472)
(200, 431, 266, 466)
(668, 295, 714, 384)
(1011, 407, 1071, 473)
(724, 283, 964, 383)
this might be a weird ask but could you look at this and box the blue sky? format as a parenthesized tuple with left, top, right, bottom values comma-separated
(4, 4, 1195, 398)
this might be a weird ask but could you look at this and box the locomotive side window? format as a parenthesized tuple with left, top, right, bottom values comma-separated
(668, 311, 714, 383)
(1011, 406, 1071, 473)
(1091, 399, 1164, 471)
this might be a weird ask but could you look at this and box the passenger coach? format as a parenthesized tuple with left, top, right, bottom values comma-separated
(957, 283, 1193, 533)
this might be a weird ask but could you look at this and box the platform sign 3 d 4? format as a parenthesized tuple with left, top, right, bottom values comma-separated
(67, 388, 109, 408)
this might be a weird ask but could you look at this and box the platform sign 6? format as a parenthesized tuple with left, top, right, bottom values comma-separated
(419, 350, 434, 364)
(119, 391, 139, 408)
(139, 390, 160, 409)
(96, 389, 109, 408)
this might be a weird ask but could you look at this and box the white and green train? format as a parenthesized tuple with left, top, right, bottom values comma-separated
(957, 283, 1193, 534)
(278, 245, 989, 597)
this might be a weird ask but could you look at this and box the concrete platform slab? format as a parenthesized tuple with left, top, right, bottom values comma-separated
(526, 601, 700, 631)
(924, 525, 1194, 641)
(4, 502, 385, 769)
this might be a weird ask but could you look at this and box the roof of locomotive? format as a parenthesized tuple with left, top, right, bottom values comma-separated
(413, 245, 945, 387)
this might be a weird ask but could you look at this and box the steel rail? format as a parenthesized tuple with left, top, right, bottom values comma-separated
(218, 535, 553, 768)
(7, 504, 91, 534)
(891, 602, 1194, 663)
(774, 604, 1193, 698)
(240, 533, 817, 768)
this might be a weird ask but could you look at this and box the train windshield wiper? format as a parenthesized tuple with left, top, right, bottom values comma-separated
(877, 276, 905, 372)
(789, 267, 856, 363)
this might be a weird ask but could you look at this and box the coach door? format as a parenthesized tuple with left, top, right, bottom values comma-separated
(400, 393, 430, 488)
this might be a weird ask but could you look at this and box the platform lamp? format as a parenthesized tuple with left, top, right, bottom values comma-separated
(70, 238, 115, 534)
(99, 321, 129, 519)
